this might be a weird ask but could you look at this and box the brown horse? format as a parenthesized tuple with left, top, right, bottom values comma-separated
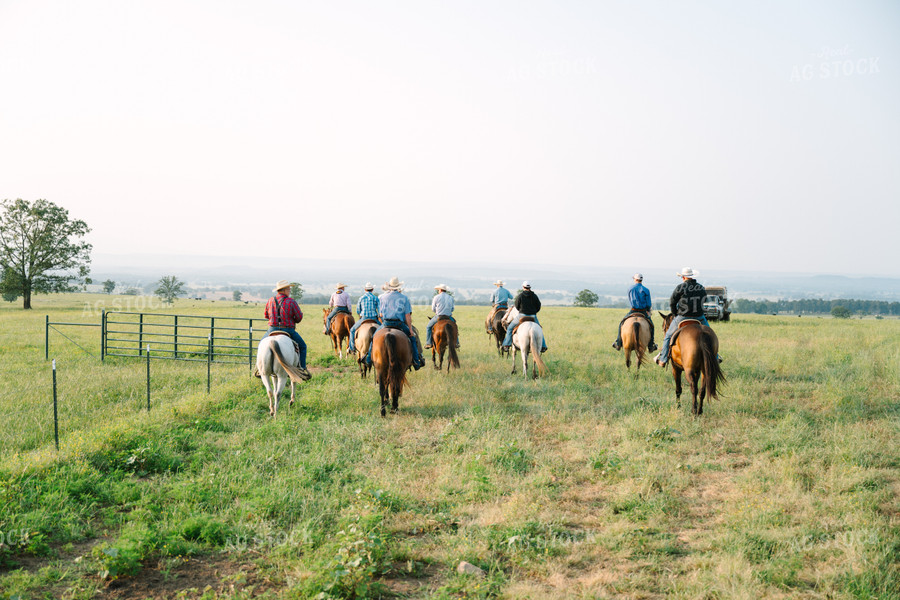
(354, 320, 379, 378)
(322, 308, 355, 359)
(659, 312, 725, 416)
(371, 327, 412, 417)
(621, 314, 650, 370)
(486, 308, 509, 357)
(430, 317, 460, 372)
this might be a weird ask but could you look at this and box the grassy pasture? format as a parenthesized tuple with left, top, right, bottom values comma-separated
(0, 294, 898, 599)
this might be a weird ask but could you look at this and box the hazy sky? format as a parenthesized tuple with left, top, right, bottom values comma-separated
(2, 1, 898, 276)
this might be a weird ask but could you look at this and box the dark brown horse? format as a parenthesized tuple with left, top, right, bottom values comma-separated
(486, 308, 509, 357)
(430, 317, 460, 372)
(659, 312, 725, 416)
(323, 308, 355, 359)
(372, 327, 412, 417)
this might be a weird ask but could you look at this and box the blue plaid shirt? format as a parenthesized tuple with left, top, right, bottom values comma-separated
(356, 292, 380, 319)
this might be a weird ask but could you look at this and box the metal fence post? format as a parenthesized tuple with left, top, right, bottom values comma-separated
(174, 315, 179, 358)
(210, 317, 216, 363)
(249, 325, 253, 369)
(207, 334, 212, 393)
(52, 359, 59, 451)
(139, 313, 144, 356)
(101, 309, 106, 362)
(146, 345, 151, 411)
(45, 315, 49, 361)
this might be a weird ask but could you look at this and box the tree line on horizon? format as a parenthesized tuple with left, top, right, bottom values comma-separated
(731, 297, 900, 317)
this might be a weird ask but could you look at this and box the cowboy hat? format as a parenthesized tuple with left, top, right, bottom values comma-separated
(633, 273, 643, 281)
(364, 282, 374, 291)
(335, 283, 346, 290)
(493, 280, 505, 286)
(434, 283, 449, 292)
(385, 276, 404, 290)
(522, 281, 532, 289)
(273, 279, 292, 293)
(677, 267, 699, 278)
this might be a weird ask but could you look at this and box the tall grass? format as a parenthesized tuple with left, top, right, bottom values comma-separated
(1, 295, 898, 598)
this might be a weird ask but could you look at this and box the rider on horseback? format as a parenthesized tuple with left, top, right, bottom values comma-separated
(348, 282, 380, 353)
(612, 273, 657, 352)
(323, 283, 352, 335)
(264, 279, 311, 379)
(365, 277, 426, 370)
(486, 280, 513, 334)
(425, 284, 459, 350)
(654, 267, 718, 367)
(501, 281, 548, 353)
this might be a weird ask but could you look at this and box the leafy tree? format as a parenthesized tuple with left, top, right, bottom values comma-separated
(290, 282, 304, 301)
(0, 198, 92, 309)
(102, 279, 116, 294)
(233, 290, 243, 302)
(831, 305, 851, 319)
(154, 276, 185, 304)
(573, 289, 599, 307)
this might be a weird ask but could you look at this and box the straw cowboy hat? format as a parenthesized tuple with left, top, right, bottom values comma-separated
(633, 273, 644, 281)
(335, 283, 347, 290)
(493, 280, 505, 286)
(385, 276, 404, 291)
(677, 267, 699, 278)
(364, 282, 374, 291)
(273, 279, 292, 293)
(522, 281, 532, 289)
(434, 283, 449, 292)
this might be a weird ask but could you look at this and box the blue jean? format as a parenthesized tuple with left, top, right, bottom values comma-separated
(365, 319, 422, 366)
(325, 306, 351, 333)
(502, 314, 547, 351)
(348, 316, 380, 351)
(266, 326, 307, 369)
(425, 315, 455, 347)
(657, 315, 710, 363)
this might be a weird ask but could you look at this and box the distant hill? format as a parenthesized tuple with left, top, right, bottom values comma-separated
(88, 254, 900, 304)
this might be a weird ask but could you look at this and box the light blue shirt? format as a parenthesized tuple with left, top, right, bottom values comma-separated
(491, 287, 513, 306)
(431, 291, 454, 316)
(379, 290, 412, 322)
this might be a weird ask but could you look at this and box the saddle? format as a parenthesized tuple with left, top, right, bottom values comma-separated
(267, 331, 301, 355)
(670, 319, 702, 347)
(359, 318, 379, 326)
(510, 316, 536, 337)
(436, 315, 453, 322)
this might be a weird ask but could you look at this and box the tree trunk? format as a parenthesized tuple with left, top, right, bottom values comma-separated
(23, 289, 31, 309)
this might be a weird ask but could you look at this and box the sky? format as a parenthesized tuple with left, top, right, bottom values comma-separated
(2, 1, 899, 277)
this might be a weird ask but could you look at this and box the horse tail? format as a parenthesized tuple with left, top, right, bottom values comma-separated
(531, 328, 549, 376)
(700, 330, 725, 399)
(632, 320, 646, 366)
(448, 323, 460, 369)
(261, 339, 275, 377)
(272, 340, 309, 383)
(385, 332, 408, 400)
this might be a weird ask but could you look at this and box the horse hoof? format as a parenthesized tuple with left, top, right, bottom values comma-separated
(380, 408, 386, 417)
(390, 408, 398, 415)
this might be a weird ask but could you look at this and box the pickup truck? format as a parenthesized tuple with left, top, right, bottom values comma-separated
(703, 286, 731, 321)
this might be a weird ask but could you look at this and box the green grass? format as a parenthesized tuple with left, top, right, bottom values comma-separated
(1, 294, 898, 598)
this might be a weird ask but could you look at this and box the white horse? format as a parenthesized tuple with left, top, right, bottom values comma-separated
(256, 334, 311, 418)
(502, 307, 549, 379)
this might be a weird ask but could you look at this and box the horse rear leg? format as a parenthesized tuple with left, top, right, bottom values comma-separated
(510, 348, 518, 374)
(673, 368, 683, 409)
(379, 377, 388, 418)
(625, 349, 632, 369)
(688, 370, 700, 416)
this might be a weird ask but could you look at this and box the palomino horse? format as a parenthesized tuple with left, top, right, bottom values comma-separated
(503, 307, 548, 379)
(256, 333, 311, 419)
(486, 308, 509, 357)
(621, 314, 651, 370)
(353, 320, 379, 378)
(659, 312, 725, 416)
(430, 317, 460, 372)
(371, 327, 412, 417)
(322, 308, 355, 359)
